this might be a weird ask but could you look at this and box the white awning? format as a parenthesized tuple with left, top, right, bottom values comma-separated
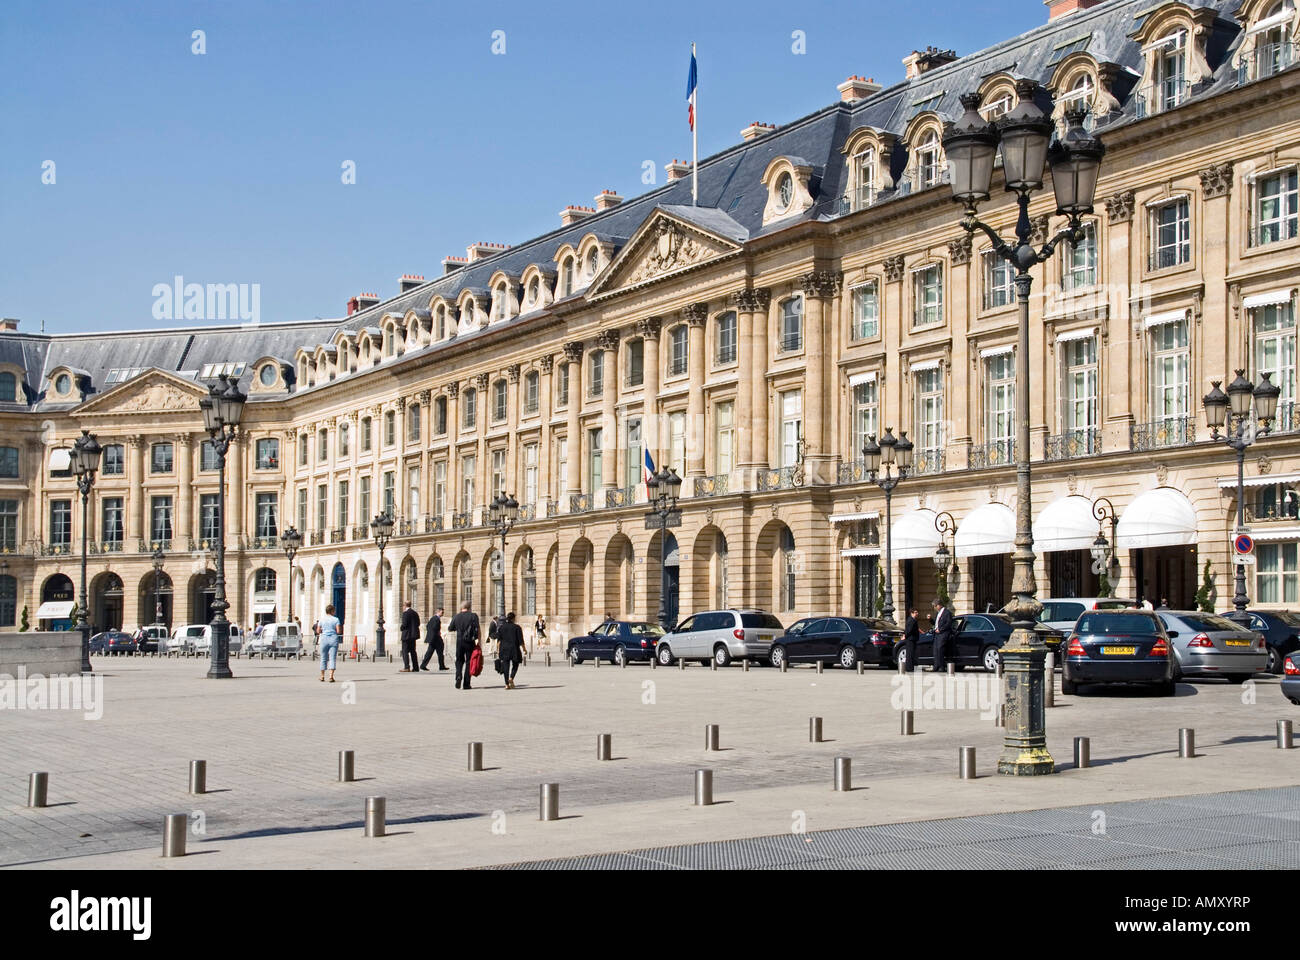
(252, 601, 277, 614)
(1251, 526, 1300, 542)
(890, 508, 940, 560)
(955, 502, 1016, 558)
(36, 601, 76, 619)
(1248, 10, 1293, 35)
(1143, 308, 1188, 329)
(48, 448, 71, 471)
(909, 358, 941, 373)
(1218, 472, 1300, 489)
(1242, 289, 1295, 309)
(1033, 495, 1098, 552)
(1117, 488, 1198, 549)
(830, 511, 880, 523)
(1055, 326, 1096, 343)
(980, 343, 1014, 358)
(848, 371, 877, 386)
(841, 547, 881, 557)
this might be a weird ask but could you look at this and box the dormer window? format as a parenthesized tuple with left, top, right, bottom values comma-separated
(851, 149, 876, 210)
(527, 278, 540, 307)
(258, 364, 278, 388)
(1243, 0, 1297, 81)
(915, 131, 942, 189)
(981, 94, 1013, 120)
(587, 248, 599, 278)
(0, 371, 16, 402)
(1139, 30, 1188, 117)
(54, 373, 72, 396)
(494, 283, 508, 321)
(562, 258, 575, 296)
(776, 173, 794, 212)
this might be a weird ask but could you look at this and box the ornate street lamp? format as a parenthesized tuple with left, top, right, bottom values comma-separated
(645, 467, 683, 630)
(1090, 497, 1121, 597)
(281, 525, 301, 625)
(864, 429, 913, 623)
(943, 82, 1105, 776)
(71, 429, 103, 672)
(1204, 370, 1281, 624)
(198, 373, 247, 679)
(933, 510, 958, 607)
(488, 491, 519, 621)
(370, 511, 394, 657)
(152, 544, 165, 625)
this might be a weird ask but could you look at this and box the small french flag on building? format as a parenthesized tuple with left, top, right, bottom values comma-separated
(644, 448, 656, 491)
(686, 47, 698, 131)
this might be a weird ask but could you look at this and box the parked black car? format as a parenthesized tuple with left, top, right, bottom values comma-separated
(567, 620, 665, 665)
(896, 613, 1028, 672)
(1240, 610, 1300, 674)
(768, 616, 902, 670)
(90, 631, 137, 655)
(1283, 651, 1300, 705)
(1060, 609, 1175, 696)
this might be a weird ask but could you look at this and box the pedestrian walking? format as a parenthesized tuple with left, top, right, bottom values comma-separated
(903, 607, 920, 673)
(399, 601, 421, 672)
(496, 611, 525, 689)
(450, 601, 481, 690)
(318, 604, 342, 683)
(534, 614, 547, 647)
(488, 614, 500, 642)
(421, 606, 447, 671)
(931, 598, 954, 672)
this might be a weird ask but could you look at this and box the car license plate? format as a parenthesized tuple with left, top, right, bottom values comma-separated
(1101, 646, 1136, 656)
(1224, 640, 1250, 647)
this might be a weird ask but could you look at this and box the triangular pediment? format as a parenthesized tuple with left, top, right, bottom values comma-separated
(588, 206, 746, 298)
(77, 368, 212, 416)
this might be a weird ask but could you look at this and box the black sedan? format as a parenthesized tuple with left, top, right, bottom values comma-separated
(567, 621, 665, 665)
(1061, 609, 1175, 696)
(895, 613, 1028, 673)
(1240, 610, 1300, 674)
(90, 631, 137, 655)
(1283, 651, 1300, 705)
(768, 617, 902, 669)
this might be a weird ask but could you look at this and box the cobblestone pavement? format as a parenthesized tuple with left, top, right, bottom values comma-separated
(2, 652, 1297, 868)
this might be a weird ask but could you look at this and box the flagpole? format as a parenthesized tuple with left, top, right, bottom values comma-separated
(691, 42, 698, 207)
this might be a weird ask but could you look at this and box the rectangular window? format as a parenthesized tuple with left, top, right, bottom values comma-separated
(1150, 198, 1190, 269)
(361, 417, 372, 451)
(625, 417, 643, 489)
(780, 389, 803, 468)
(557, 365, 570, 407)
(0, 499, 18, 551)
(1156, 36, 1186, 112)
(149, 496, 173, 543)
(780, 298, 803, 353)
(670, 412, 687, 476)
(851, 283, 879, 341)
(1254, 301, 1297, 422)
(714, 402, 734, 476)
(151, 443, 173, 474)
(490, 449, 506, 500)
(382, 472, 395, 516)
(1062, 337, 1099, 431)
(408, 404, 421, 442)
(983, 252, 1013, 310)
(201, 494, 220, 543)
(339, 422, 350, 458)
(1063, 222, 1098, 291)
(201, 440, 220, 472)
(256, 493, 278, 538)
(588, 428, 603, 491)
(101, 497, 124, 544)
(493, 381, 507, 422)
(524, 371, 540, 412)
(407, 465, 420, 517)
(359, 476, 371, 524)
(434, 461, 447, 516)
(1150, 320, 1190, 423)
(853, 148, 876, 208)
(338, 480, 350, 528)
(523, 444, 539, 506)
(434, 397, 448, 435)
(913, 265, 943, 326)
(101, 444, 124, 476)
(556, 438, 568, 499)
(461, 456, 476, 513)
(51, 500, 73, 548)
(463, 390, 477, 429)
(915, 368, 945, 458)
(851, 378, 878, 458)
(298, 435, 308, 467)
(590, 352, 606, 395)
(318, 429, 329, 462)
(1255, 169, 1299, 246)
(627, 338, 645, 385)
(0, 446, 16, 478)
(1257, 541, 1300, 604)
(716, 312, 737, 364)
(384, 411, 395, 446)
(317, 484, 328, 530)
(985, 353, 1016, 446)
(256, 438, 279, 469)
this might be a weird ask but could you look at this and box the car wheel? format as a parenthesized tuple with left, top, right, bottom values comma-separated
(1061, 675, 1078, 696)
(1289, 697, 1300, 706)
(656, 644, 674, 666)
(568, 645, 582, 664)
(1266, 646, 1283, 675)
(614, 644, 627, 666)
(895, 647, 908, 672)
(1227, 674, 1252, 685)
(713, 645, 732, 668)
(839, 645, 858, 670)
(981, 645, 1000, 673)
(770, 645, 787, 669)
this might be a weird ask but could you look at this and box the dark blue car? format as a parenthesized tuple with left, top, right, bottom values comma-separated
(568, 621, 665, 665)
(1061, 610, 1175, 696)
(1283, 651, 1300, 705)
(1240, 610, 1300, 674)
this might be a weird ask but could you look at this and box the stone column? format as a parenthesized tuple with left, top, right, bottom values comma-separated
(506, 365, 521, 498)
(732, 292, 756, 469)
(638, 318, 662, 468)
(227, 434, 245, 543)
(475, 373, 489, 517)
(564, 341, 584, 503)
(128, 436, 145, 542)
(684, 302, 708, 478)
(800, 271, 843, 484)
(538, 356, 554, 513)
(176, 434, 193, 546)
(597, 330, 619, 492)
(418, 391, 432, 519)
(446, 384, 460, 519)
(751, 288, 773, 468)
(395, 399, 407, 518)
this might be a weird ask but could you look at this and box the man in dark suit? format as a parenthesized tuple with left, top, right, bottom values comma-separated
(450, 601, 481, 690)
(496, 611, 526, 689)
(420, 606, 447, 671)
(399, 601, 421, 672)
(931, 598, 953, 672)
(902, 607, 920, 673)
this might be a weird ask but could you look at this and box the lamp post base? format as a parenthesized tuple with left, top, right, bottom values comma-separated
(997, 636, 1054, 776)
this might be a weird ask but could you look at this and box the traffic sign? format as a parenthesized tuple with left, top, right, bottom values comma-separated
(1234, 533, 1254, 555)
(1234, 554, 1257, 565)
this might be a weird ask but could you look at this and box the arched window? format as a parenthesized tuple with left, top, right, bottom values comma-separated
(562, 258, 575, 296)
(915, 130, 942, 189)
(521, 548, 536, 616)
(587, 248, 600, 278)
(431, 557, 445, 611)
(527, 277, 540, 307)
(435, 305, 446, 340)
(460, 559, 473, 608)
(255, 568, 277, 592)
(494, 283, 508, 320)
(489, 550, 504, 617)
(780, 528, 797, 612)
(338, 420, 350, 457)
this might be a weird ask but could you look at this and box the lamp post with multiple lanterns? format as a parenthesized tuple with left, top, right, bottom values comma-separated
(198, 373, 247, 679)
(1203, 370, 1281, 624)
(933, 510, 958, 607)
(942, 79, 1105, 775)
(370, 512, 394, 658)
(71, 429, 103, 672)
(488, 491, 520, 621)
(281, 526, 302, 627)
(863, 429, 913, 624)
(1090, 497, 1121, 597)
(646, 467, 683, 630)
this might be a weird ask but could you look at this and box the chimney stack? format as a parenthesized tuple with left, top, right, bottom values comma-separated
(442, 255, 467, 275)
(467, 242, 509, 261)
(1045, 0, 1105, 20)
(0, 318, 19, 332)
(594, 189, 623, 211)
(559, 206, 595, 226)
(664, 159, 691, 181)
(837, 75, 882, 103)
(740, 121, 776, 142)
(348, 292, 381, 316)
(398, 274, 425, 294)
(902, 46, 958, 80)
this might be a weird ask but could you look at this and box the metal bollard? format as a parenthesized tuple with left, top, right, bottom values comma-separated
(780, 659, 788, 674)
(650, 654, 656, 670)
(816, 660, 824, 675)
(545, 652, 552, 667)
(710, 658, 717, 671)
(188, 760, 207, 795)
(620, 654, 626, 669)
(162, 813, 187, 857)
(704, 724, 720, 751)
(994, 703, 1005, 727)
(1074, 736, 1091, 768)
(897, 657, 905, 675)
(597, 733, 612, 761)
(694, 769, 713, 806)
(468, 742, 483, 772)
(947, 662, 955, 676)
(900, 709, 914, 736)
(338, 750, 355, 782)
(959, 745, 976, 780)
(595, 655, 600, 669)
(1278, 719, 1293, 750)
(1045, 653, 1056, 708)
(1179, 727, 1195, 758)
(364, 796, 386, 837)
(27, 772, 48, 808)
(856, 661, 864, 675)
(834, 757, 852, 792)
(809, 717, 823, 743)
(996, 656, 1004, 678)
(569, 653, 574, 668)
(742, 659, 750, 673)
(539, 783, 559, 821)
(678, 657, 686, 671)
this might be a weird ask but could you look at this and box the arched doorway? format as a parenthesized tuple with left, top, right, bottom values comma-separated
(91, 572, 124, 632)
(331, 563, 347, 627)
(662, 533, 680, 627)
(755, 521, 796, 616)
(138, 570, 173, 628)
(189, 571, 216, 625)
(516, 546, 537, 618)
(39, 574, 76, 631)
(567, 538, 593, 632)
(604, 534, 635, 618)
(252, 567, 278, 625)
(690, 526, 728, 612)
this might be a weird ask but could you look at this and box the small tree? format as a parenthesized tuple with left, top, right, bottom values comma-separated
(1097, 570, 1112, 599)
(936, 566, 952, 608)
(19, 605, 29, 632)
(876, 564, 886, 617)
(1194, 559, 1215, 613)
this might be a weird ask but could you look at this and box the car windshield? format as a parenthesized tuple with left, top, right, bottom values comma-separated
(1182, 614, 1245, 632)
(741, 613, 783, 629)
(1076, 613, 1159, 636)
(628, 623, 664, 637)
(1277, 612, 1300, 628)
(1094, 600, 1132, 610)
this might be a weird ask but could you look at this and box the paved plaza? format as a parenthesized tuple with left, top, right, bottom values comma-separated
(2, 652, 1298, 869)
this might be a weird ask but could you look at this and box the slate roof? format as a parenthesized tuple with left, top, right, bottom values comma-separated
(0, 0, 1255, 411)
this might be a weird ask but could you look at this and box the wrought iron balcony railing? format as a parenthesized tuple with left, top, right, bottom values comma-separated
(1148, 245, 1191, 271)
(1134, 79, 1193, 119)
(517, 504, 535, 523)
(912, 448, 946, 476)
(1130, 416, 1193, 451)
(1045, 428, 1102, 461)
(351, 524, 370, 541)
(1236, 40, 1299, 85)
(837, 459, 871, 485)
(330, 528, 347, 544)
(837, 184, 878, 216)
(42, 542, 73, 557)
(452, 511, 474, 530)
(90, 540, 124, 554)
(605, 486, 637, 509)
(398, 519, 418, 537)
(545, 499, 561, 518)
(310, 531, 326, 546)
(969, 439, 1015, 469)
(1244, 504, 1300, 524)
(569, 493, 594, 514)
(424, 515, 443, 533)
(249, 535, 279, 550)
(694, 474, 729, 497)
(756, 466, 800, 491)
(1248, 217, 1300, 249)
(139, 539, 171, 553)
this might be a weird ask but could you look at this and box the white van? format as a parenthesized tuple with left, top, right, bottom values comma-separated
(247, 622, 302, 657)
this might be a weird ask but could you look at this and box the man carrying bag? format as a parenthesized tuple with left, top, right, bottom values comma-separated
(450, 601, 481, 690)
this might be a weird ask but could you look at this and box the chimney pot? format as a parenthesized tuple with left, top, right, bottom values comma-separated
(665, 159, 691, 181)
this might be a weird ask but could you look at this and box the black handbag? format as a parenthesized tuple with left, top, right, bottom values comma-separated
(494, 658, 504, 674)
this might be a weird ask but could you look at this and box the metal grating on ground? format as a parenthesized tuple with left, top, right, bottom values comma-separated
(490, 786, 1300, 870)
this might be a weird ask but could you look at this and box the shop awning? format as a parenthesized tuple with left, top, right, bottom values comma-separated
(955, 502, 1016, 558)
(1217, 472, 1300, 489)
(890, 508, 940, 560)
(829, 511, 880, 523)
(1033, 495, 1098, 552)
(252, 601, 277, 614)
(1117, 488, 1198, 549)
(840, 547, 881, 557)
(1251, 526, 1300, 541)
(36, 601, 76, 619)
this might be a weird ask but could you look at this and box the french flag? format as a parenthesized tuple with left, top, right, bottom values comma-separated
(686, 49, 697, 131)
(644, 448, 656, 492)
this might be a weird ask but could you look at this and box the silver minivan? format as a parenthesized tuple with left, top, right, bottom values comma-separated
(655, 609, 785, 667)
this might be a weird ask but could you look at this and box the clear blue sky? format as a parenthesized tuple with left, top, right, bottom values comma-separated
(1, 0, 1044, 334)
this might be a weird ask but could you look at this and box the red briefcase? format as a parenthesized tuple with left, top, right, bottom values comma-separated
(469, 647, 484, 677)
